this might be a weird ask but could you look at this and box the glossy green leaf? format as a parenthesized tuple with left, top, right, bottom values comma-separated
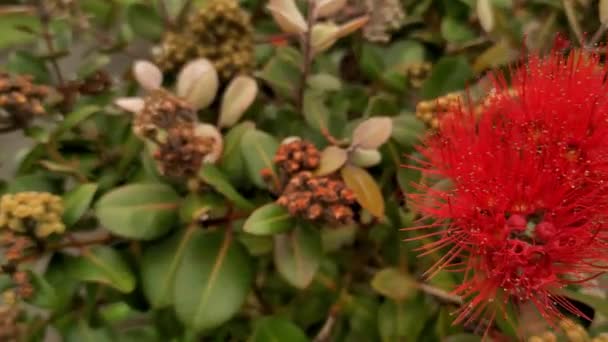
(199, 164, 255, 210)
(62, 183, 98, 226)
(378, 296, 430, 342)
(5, 174, 59, 194)
(174, 230, 253, 333)
(274, 224, 323, 289)
(0, 14, 39, 49)
(250, 316, 310, 342)
(64, 246, 136, 293)
(421, 56, 473, 99)
(391, 114, 425, 147)
(303, 89, 330, 133)
(258, 47, 302, 98)
(371, 268, 417, 300)
(240, 129, 279, 189)
(66, 320, 113, 342)
(126, 3, 164, 41)
(141, 226, 198, 308)
(441, 17, 476, 43)
(95, 183, 180, 240)
(26, 271, 61, 310)
(56, 106, 101, 137)
(243, 203, 294, 236)
(220, 121, 255, 185)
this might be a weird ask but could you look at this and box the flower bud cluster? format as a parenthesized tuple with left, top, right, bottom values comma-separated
(155, 0, 254, 81)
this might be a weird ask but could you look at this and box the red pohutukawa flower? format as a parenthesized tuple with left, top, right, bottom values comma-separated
(407, 47, 608, 333)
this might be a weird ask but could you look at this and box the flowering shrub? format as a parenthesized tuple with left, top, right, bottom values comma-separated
(0, 0, 608, 341)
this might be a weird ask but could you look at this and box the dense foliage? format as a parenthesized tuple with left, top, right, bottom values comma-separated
(1, 0, 608, 341)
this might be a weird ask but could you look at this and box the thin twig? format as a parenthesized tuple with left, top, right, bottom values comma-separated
(0, 5, 36, 15)
(417, 283, 464, 305)
(562, 0, 584, 47)
(295, 0, 317, 115)
(37, 1, 65, 86)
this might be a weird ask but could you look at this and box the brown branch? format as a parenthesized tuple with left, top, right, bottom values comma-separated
(36, 1, 65, 87)
(295, 0, 317, 115)
(0, 5, 36, 15)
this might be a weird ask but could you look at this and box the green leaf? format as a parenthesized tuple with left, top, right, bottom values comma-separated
(359, 43, 385, 80)
(174, 230, 253, 333)
(378, 297, 430, 342)
(220, 121, 255, 185)
(441, 17, 476, 43)
(371, 268, 417, 301)
(65, 246, 136, 293)
(199, 164, 255, 211)
(5, 174, 58, 194)
(274, 224, 323, 289)
(341, 164, 385, 219)
(62, 183, 98, 226)
(303, 89, 330, 133)
(66, 320, 113, 342)
(141, 226, 198, 308)
(95, 183, 180, 240)
(77, 54, 111, 78)
(383, 40, 426, 70)
(391, 114, 425, 147)
(421, 56, 473, 99)
(0, 13, 39, 50)
(26, 271, 61, 310)
(243, 203, 294, 236)
(240, 129, 279, 189)
(55, 106, 101, 137)
(6, 51, 50, 83)
(258, 47, 302, 99)
(250, 316, 310, 342)
(126, 3, 164, 41)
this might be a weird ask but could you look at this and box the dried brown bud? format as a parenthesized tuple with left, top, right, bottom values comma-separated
(275, 140, 321, 176)
(154, 125, 216, 178)
(134, 89, 197, 139)
(0, 73, 49, 128)
(277, 171, 357, 224)
(78, 70, 112, 95)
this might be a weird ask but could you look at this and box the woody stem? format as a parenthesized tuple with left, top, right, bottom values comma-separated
(295, 0, 317, 115)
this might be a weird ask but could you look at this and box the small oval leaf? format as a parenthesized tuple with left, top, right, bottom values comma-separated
(477, 0, 494, 33)
(95, 183, 180, 240)
(219, 76, 258, 128)
(240, 129, 280, 189)
(316, 0, 347, 18)
(274, 224, 323, 289)
(350, 148, 382, 168)
(62, 183, 98, 227)
(341, 164, 385, 218)
(176, 58, 219, 110)
(251, 316, 310, 342)
(133, 60, 162, 92)
(351, 117, 393, 149)
(141, 226, 198, 308)
(371, 268, 417, 300)
(243, 203, 294, 236)
(315, 146, 347, 176)
(199, 164, 255, 210)
(267, 0, 308, 34)
(174, 230, 253, 333)
(65, 246, 136, 293)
